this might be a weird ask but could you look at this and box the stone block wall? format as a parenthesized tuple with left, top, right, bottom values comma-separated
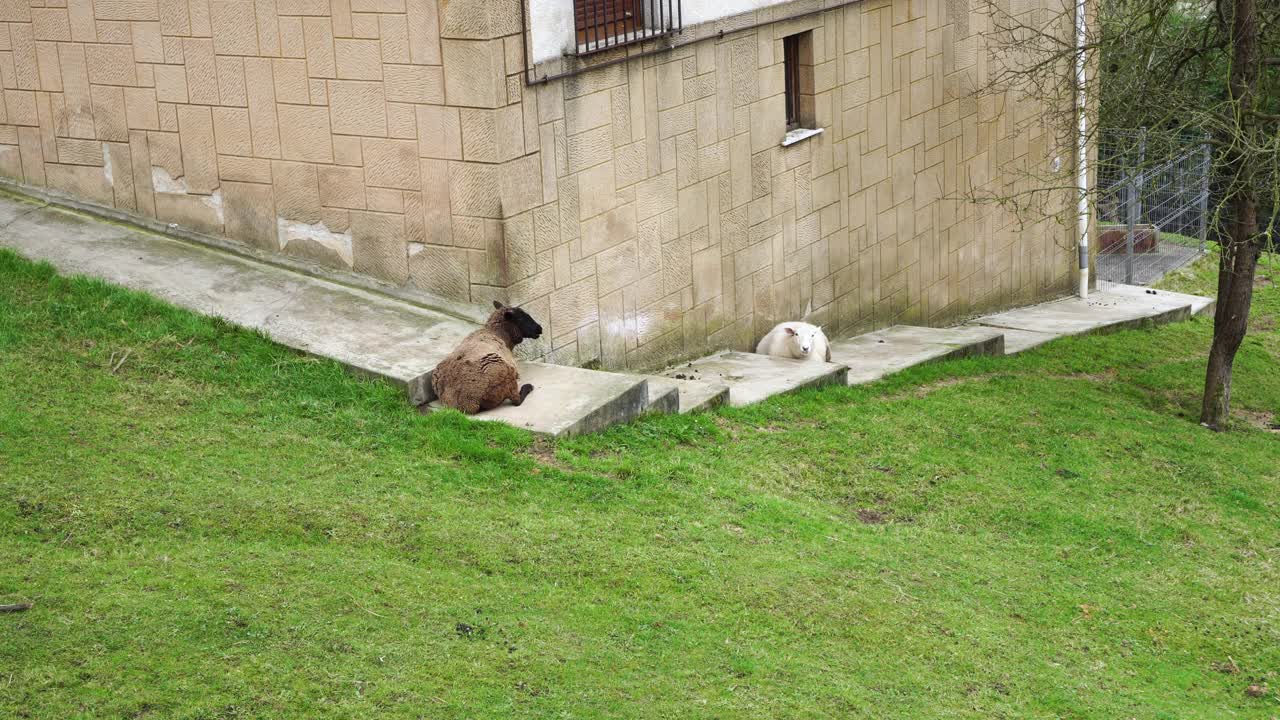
(0, 0, 532, 304)
(0, 0, 1077, 372)
(507, 0, 1077, 367)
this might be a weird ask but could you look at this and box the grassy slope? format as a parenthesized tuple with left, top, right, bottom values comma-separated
(1, 248, 1278, 719)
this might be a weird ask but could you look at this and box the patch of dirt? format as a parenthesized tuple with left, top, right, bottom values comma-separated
(525, 437, 572, 472)
(1248, 314, 1276, 332)
(1233, 409, 1274, 430)
(711, 416, 747, 442)
(908, 377, 970, 398)
(855, 509, 889, 524)
(1237, 409, 1279, 433)
(888, 374, 995, 400)
(1212, 659, 1241, 674)
(1047, 368, 1120, 383)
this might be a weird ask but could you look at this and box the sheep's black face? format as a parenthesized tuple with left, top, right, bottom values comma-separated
(492, 301, 543, 344)
(506, 307, 543, 343)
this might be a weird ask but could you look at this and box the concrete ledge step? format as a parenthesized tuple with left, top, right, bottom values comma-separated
(428, 362, 649, 437)
(640, 374, 730, 414)
(1100, 283, 1216, 316)
(661, 351, 848, 408)
(0, 196, 478, 405)
(644, 381, 681, 415)
(971, 287, 1208, 354)
(830, 325, 1005, 385)
(982, 327, 1059, 355)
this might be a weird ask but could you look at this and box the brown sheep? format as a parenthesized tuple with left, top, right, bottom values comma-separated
(431, 300, 543, 414)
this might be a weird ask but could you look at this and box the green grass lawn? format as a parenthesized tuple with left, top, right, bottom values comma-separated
(2, 248, 1278, 719)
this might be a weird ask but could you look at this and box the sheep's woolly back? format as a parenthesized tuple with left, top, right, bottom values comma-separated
(755, 321, 832, 363)
(431, 307, 527, 414)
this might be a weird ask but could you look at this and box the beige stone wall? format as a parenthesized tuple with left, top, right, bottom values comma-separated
(508, 0, 1076, 368)
(0, 0, 532, 302)
(0, 0, 1075, 372)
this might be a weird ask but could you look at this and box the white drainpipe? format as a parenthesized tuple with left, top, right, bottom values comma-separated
(1074, 0, 1090, 297)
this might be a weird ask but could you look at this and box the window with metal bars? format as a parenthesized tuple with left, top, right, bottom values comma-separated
(783, 31, 815, 130)
(573, 0, 680, 55)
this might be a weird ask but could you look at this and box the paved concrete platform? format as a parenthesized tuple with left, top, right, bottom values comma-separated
(1100, 282, 1216, 316)
(830, 325, 1005, 385)
(1, 188, 1217, 430)
(661, 351, 848, 407)
(0, 194, 477, 404)
(427, 363, 650, 437)
(639, 375, 730, 414)
(970, 285, 1209, 354)
(0, 192, 656, 437)
(643, 381, 681, 415)
(990, 328, 1061, 354)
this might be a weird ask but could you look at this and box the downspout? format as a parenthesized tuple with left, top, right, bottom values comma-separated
(1074, 0, 1090, 297)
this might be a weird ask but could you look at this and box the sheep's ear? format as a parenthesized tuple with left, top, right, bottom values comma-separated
(492, 300, 506, 310)
(784, 327, 796, 336)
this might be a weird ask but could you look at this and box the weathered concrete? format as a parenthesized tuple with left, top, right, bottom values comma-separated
(974, 293, 1193, 341)
(429, 363, 650, 437)
(1100, 282, 1216, 316)
(662, 352, 849, 408)
(0, 193, 477, 405)
(0, 191, 669, 437)
(644, 382, 682, 415)
(640, 375, 731, 414)
(1, 188, 1217, 432)
(830, 325, 1006, 385)
(969, 285, 1211, 354)
(989, 328, 1061, 355)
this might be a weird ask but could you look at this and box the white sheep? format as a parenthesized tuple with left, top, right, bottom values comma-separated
(756, 321, 832, 362)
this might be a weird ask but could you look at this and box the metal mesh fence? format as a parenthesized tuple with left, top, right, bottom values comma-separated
(1096, 128, 1211, 286)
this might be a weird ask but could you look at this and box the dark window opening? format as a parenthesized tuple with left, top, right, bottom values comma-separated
(783, 31, 815, 131)
(573, 0, 681, 56)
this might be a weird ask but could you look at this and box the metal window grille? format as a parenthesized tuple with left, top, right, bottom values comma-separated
(573, 0, 680, 56)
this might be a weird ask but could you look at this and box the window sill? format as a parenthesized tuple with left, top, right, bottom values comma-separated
(781, 127, 824, 147)
(574, 27, 673, 56)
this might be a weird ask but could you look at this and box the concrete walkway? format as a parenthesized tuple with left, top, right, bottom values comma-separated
(0, 192, 648, 436)
(650, 288, 1214, 408)
(970, 286, 1213, 354)
(0, 192, 476, 405)
(661, 351, 849, 408)
(0, 189, 1214, 435)
(830, 325, 1005, 384)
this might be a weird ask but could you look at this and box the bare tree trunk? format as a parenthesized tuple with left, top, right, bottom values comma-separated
(1201, 224, 1260, 429)
(1199, 0, 1261, 430)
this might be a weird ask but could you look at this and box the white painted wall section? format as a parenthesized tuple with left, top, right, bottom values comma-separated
(529, 0, 788, 63)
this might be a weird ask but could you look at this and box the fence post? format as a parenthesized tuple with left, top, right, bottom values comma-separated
(1197, 136, 1211, 253)
(1125, 175, 1137, 284)
(1124, 129, 1147, 284)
